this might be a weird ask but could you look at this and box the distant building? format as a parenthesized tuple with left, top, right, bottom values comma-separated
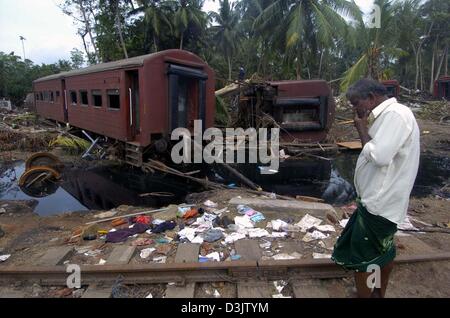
(0, 98, 12, 110)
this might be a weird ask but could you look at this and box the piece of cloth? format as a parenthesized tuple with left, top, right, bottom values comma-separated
(182, 208, 199, 220)
(203, 229, 224, 242)
(151, 220, 176, 233)
(134, 215, 152, 225)
(355, 97, 420, 224)
(106, 223, 150, 243)
(331, 200, 397, 272)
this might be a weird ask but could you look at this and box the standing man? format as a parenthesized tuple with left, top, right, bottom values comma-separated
(332, 79, 420, 298)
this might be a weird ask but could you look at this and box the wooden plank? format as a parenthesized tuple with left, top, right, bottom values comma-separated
(292, 279, 329, 298)
(237, 281, 273, 298)
(174, 243, 200, 263)
(337, 141, 362, 150)
(35, 247, 74, 266)
(106, 246, 136, 265)
(82, 284, 112, 298)
(235, 240, 262, 261)
(165, 283, 196, 298)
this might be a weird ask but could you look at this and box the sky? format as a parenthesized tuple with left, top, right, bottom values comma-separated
(0, 0, 374, 65)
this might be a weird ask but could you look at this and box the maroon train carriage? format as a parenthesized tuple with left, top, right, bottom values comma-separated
(433, 76, 450, 100)
(381, 80, 400, 98)
(33, 49, 215, 166)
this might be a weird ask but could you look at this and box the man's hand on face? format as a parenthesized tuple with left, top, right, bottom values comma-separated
(353, 109, 371, 146)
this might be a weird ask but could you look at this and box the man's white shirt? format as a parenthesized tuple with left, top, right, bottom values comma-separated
(354, 98, 420, 224)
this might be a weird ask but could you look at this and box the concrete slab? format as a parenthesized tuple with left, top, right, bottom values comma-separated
(175, 243, 200, 263)
(35, 246, 74, 266)
(82, 285, 112, 298)
(235, 240, 262, 261)
(229, 197, 336, 217)
(106, 245, 136, 265)
(165, 283, 196, 298)
(237, 281, 273, 298)
(292, 279, 329, 298)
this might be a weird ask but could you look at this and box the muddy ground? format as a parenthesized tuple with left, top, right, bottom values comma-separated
(0, 100, 449, 298)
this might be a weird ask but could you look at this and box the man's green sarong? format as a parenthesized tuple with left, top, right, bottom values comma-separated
(332, 200, 397, 272)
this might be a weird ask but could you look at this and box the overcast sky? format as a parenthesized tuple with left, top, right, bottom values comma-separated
(0, 0, 374, 65)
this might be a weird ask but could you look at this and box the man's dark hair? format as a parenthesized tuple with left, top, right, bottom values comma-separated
(346, 78, 388, 100)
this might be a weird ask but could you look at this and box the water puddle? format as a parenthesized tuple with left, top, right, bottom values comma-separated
(0, 152, 448, 215)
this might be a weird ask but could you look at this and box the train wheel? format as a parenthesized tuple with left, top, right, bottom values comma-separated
(18, 166, 61, 198)
(25, 152, 63, 172)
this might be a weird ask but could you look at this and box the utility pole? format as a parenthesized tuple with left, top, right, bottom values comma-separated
(19, 36, 26, 60)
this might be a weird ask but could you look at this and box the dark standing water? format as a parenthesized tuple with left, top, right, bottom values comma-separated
(0, 152, 448, 215)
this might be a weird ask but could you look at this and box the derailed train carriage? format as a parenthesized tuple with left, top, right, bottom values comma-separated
(34, 49, 336, 166)
(33, 49, 215, 166)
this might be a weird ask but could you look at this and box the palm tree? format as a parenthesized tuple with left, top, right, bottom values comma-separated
(172, 0, 206, 50)
(131, 0, 174, 52)
(209, 0, 241, 81)
(253, 0, 361, 80)
(340, 0, 401, 91)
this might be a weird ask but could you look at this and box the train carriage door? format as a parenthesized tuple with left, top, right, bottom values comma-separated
(167, 64, 207, 132)
(126, 70, 140, 139)
(62, 79, 68, 122)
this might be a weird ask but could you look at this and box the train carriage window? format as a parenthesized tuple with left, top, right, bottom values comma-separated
(56, 91, 60, 102)
(43, 91, 49, 101)
(70, 91, 77, 105)
(91, 90, 102, 107)
(39, 92, 43, 101)
(50, 91, 54, 103)
(35, 93, 39, 101)
(80, 90, 88, 106)
(107, 89, 120, 109)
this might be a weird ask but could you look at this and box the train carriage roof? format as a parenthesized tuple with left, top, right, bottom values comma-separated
(33, 49, 202, 83)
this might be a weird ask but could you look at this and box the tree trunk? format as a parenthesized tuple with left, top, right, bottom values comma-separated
(78, 0, 98, 63)
(179, 33, 184, 50)
(318, 48, 324, 78)
(429, 38, 437, 94)
(434, 45, 448, 81)
(114, 0, 128, 59)
(227, 56, 232, 81)
(153, 35, 158, 52)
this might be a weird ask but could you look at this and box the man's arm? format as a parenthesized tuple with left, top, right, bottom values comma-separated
(354, 110, 371, 146)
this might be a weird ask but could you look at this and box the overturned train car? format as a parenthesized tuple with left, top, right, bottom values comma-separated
(237, 80, 335, 142)
(33, 49, 215, 166)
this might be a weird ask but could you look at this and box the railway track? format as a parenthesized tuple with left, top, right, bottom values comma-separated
(1, 252, 449, 298)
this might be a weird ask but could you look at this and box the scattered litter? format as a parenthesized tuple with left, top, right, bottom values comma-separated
(259, 241, 271, 249)
(155, 237, 170, 244)
(270, 232, 288, 238)
(84, 250, 102, 257)
(140, 248, 156, 259)
(231, 255, 241, 261)
(213, 289, 221, 298)
(270, 219, 289, 231)
(134, 215, 152, 225)
(0, 208, 7, 214)
(302, 230, 328, 242)
(250, 212, 265, 223)
(295, 214, 322, 232)
(272, 294, 292, 298)
(259, 166, 278, 174)
(152, 219, 165, 225)
(182, 208, 199, 220)
(145, 293, 153, 298)
(151, 220, 176, 233)
(178, 228, 196, 242)
(93, 210, 117, 219)
(204, 200, 218, 208)
(203, 229, 224, 242)
(272, 252, 302, 260)
(132, 238, 154, 246)
(273, 280, 287, 293)
(155, 244, 172, 255)
(224, 232, 246, 244)
(339, 219, 349, 228)
(313, 253, 332, 259)
(98, 259, 106, 265)
(177, 206, 191, 217)
(205, 252, 221, 262)
(0, 254, 11, 262)
(234, 216, 254, 228)
(248, 228, 270, 238)
(211, 207, 229, 215)
(192, 235, 204, 244)
(153, 256, 167, 263)
(279, 149, 290, 159)
(315, 225, 336, 232)
(111, 218, 127, 227)
(105, 223, 150, 243)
